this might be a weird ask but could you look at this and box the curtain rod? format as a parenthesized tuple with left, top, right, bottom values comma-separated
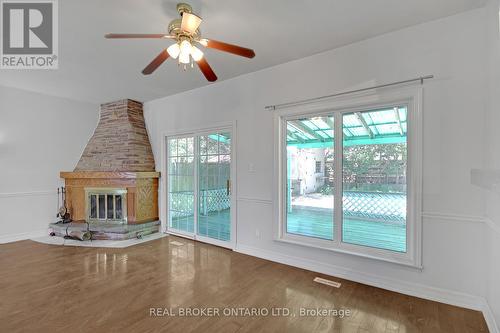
(264, 75, 434, 111)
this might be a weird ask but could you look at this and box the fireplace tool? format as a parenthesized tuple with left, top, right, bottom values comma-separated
(53, 187, 92, 241)
(56, 187, 72, 224)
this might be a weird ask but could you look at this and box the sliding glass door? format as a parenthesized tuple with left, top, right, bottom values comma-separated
(168, 136, 195, 235)
(198, 133, 232, 242)
(166, 129, 234, 248)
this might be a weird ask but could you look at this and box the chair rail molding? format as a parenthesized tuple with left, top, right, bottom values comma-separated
(0, 190, 56, 199)
(236, 196, 273, 205)
(484, 217, 500, 235)
(421, 211, 486, 224)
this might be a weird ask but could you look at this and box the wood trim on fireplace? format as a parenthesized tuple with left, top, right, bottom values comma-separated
(60, 171, 159, 225)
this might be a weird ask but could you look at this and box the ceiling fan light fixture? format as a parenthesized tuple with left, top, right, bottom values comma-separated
(106, 3, 255, 82)
(191, 45, 204, 61)
(179, 40, 192, 64)
(167, 43, 180, 59)
(181, 12, 202, 33)
(180, 40, 192, 54)
(179, 51, 190, 64)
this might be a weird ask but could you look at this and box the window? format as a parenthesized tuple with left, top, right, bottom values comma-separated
(276, 88, 422, 267)
(287, 115, 334, 240)
(315, 161, 322, 174)
(342, 108, 407, 253)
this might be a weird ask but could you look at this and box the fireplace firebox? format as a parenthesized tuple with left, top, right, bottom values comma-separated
(85, 188, 127, 223)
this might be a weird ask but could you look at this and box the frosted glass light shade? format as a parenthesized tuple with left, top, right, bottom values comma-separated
(179, 50, 190, 64)
(191, 46, 204, 61)
(167, 43, 180, 59)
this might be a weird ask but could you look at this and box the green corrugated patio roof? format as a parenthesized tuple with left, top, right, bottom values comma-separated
(287, 106, 407, 148)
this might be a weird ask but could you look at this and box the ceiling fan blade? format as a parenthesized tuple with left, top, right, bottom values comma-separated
(200, 39, 255, 58)
(196, 58, 217, 82)
(105, 33, 173, 39)
(142, 49, 170, 75)
(181, 12, 202, 34)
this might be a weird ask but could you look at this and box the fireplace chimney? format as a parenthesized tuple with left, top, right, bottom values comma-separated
(75, 99, 155, 172)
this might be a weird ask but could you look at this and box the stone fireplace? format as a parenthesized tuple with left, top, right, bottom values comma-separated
(52, 99, 160, 240)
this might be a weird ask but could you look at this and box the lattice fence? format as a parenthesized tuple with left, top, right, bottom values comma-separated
(170, 189, 405, 224)
(169, 192, 193, 219)
(343, 191, 406, 224)
(170, 189, 230, 218)
(199, 189, 230, 215)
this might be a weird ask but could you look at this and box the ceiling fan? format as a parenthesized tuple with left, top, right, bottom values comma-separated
(105, 3, 255, 82)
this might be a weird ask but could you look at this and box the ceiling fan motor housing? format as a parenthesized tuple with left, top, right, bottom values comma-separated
(176, 3, 193, 15)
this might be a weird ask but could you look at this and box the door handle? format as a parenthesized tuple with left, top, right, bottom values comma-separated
(226, 179, 231, 196)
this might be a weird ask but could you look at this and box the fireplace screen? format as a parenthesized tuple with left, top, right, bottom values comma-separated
(85, 188, 127, 223)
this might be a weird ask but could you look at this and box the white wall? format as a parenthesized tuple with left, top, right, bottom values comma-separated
(145, 6, 493, 323)
(484, 0, 500, 330)
(0, 85, 98, 241)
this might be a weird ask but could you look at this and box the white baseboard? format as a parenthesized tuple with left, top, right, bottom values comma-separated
(0, 229, 48, 244)
(235, 244, 497, 332)
(481, 299, 500, 333)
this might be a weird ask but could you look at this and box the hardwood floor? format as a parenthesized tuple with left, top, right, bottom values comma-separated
(0, 236, 488, 333)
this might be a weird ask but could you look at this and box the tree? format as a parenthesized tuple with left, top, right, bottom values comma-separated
(343, 143, 407, 191)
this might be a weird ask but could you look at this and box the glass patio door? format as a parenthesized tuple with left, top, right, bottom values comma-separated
(167, 130, 233, 248)
(168, 136, 195, 235)
(197, 132, 232, 243)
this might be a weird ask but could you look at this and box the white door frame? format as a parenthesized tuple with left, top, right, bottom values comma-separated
(160, 121, 237, 250)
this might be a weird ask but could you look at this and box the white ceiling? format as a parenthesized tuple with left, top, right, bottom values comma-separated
(0, 0, 486, 104)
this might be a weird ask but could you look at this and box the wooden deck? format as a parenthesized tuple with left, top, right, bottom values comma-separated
(171, 208, 406, 252)
(287, 207, 406, 252)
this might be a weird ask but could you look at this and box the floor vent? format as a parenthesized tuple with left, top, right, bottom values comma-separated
(170, 241, 185, 246)
(314, 277, 341, 288)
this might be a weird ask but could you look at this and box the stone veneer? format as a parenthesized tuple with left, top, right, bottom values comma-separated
(75, 99, 155, 172)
